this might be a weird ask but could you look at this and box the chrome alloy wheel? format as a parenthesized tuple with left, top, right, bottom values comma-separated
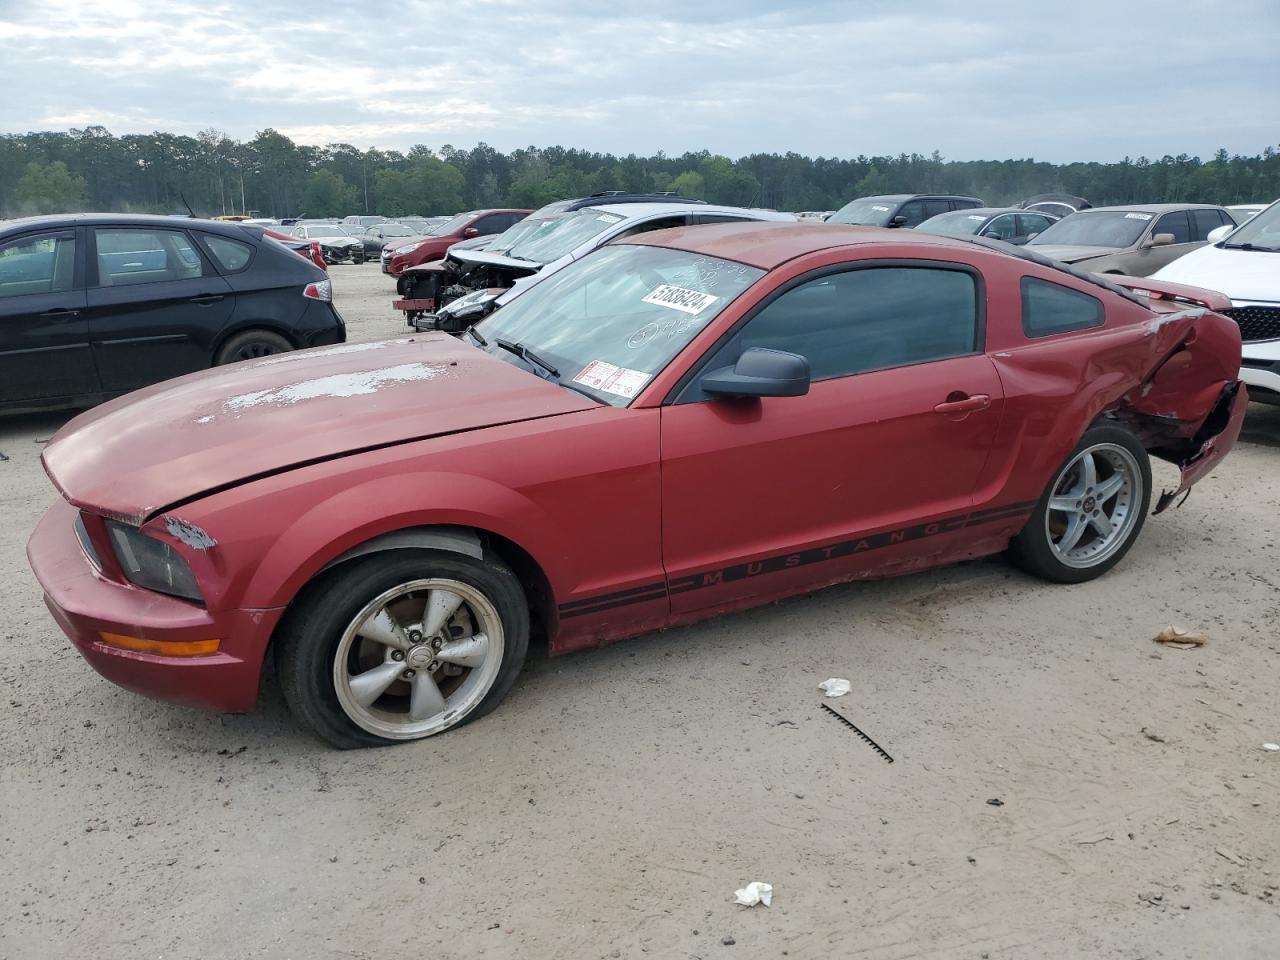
(333, 579, 504, 740)
(1045, 443, 1143, 569)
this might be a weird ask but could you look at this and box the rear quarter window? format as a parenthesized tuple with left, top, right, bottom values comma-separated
(1021, 276, 1104, 338)
(201, 234, 254, 272)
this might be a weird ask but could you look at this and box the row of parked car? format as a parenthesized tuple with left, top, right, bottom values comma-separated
(372, 189, 1279, 404)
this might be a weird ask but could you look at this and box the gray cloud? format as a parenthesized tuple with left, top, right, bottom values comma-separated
(0, 0, 1276, 161)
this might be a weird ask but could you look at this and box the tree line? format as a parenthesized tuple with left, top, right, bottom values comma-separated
(3, 126, 1278, 220)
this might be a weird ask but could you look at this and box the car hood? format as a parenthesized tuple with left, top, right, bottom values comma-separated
(42, 334, 596, 524)
(317, 236, 361, 246)
(1026, 244, 1123, 263)
(1152, 243, 1280, 302)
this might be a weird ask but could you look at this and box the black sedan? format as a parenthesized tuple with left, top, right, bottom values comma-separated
(0, 214, 345, 413)
(914, 207, 1059, 245)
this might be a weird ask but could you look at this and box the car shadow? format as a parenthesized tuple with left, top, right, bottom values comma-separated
(1240, 402, 1280, 448)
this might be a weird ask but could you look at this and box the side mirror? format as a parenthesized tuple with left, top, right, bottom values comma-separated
(463, 227, 480, 238)
(1025, 232, 1039, 241)
(1147, 232, 1176, 247)
(1207, 224, 1234, 243)
(889, 215, 908, 227)
(702, 347, 810, 399)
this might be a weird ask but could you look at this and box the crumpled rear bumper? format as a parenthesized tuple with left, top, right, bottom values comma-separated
(1153, 380, 1248, 512)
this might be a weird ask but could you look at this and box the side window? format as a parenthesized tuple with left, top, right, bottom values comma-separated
(201, 234, 253, 272)
(1191, 209, 1227, 241)
(612, 215, 689, 240)
(693, 214, 751, 225)
(0, 233, 77, 298)
(896, 201, 927, 226)
(922, 199, 951, 219)
(1018, 214, 1053, 236)
(1021, 277, 1104, 338)
(1152, 211, 1191, 244)
(94, 229, 205, 287)
(499, 213, 523, 230)
(981, 215, 1018, 241)
(950, 199, 980, 212)
(709, 266, 977, 385)
(472, 215, 506, 235)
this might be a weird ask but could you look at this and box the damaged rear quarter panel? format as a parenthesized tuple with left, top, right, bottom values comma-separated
(979, 295, 1241, 507)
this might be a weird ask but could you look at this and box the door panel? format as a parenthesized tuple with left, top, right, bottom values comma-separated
(87, 227, 235, 391)
(0, 230, 96, 405)
(660, 355, 1004, 613)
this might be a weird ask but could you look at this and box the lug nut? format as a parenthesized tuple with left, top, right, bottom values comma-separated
(403, 669, 415, 679)
(391, 651, 404, 661)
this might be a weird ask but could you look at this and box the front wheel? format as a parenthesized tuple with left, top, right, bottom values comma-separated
(276, 550, 529, 748)
(1008, 425, 1151, 584)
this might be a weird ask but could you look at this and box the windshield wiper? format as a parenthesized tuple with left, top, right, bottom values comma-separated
(1222, 242, 1277, 252)
(466, 326, 488, 347)
(495, 337, 559, 378)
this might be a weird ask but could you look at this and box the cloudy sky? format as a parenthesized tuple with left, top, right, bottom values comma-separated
(1, 0, 1275, 161)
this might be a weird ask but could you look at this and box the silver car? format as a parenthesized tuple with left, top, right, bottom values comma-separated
(1027, 203, 1236, 276)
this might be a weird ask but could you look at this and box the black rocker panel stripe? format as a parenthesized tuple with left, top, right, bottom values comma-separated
(557, 501, 1037, 618)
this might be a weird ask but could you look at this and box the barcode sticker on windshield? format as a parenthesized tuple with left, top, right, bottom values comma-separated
(596, 213, 623, 223)
(872, 205, 891, 212)
(642, 284, 720, 315)
(968, 215, 986, 221)
(1125, 212, 1153, 220)
(573, 360, 651, 399)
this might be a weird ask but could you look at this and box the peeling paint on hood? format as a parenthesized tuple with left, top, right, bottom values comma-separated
(40, 333, 597, 524)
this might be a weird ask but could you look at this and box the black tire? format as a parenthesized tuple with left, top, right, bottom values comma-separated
(275, 549, 530, 749)
(215, 328, 292, 365)
(1008, 424, 1152, 584)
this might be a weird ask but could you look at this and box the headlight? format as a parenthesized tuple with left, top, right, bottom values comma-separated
(440, 289, 499, 319)
(392, 242, 421, 255)
(105, 521, 204, 603)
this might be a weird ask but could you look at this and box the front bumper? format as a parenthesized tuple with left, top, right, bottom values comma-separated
(1241, 337, 1280, 404)
(26, 498, 282, 713)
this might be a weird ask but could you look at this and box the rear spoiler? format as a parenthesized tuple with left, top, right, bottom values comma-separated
(1104, 275, 1233, 312)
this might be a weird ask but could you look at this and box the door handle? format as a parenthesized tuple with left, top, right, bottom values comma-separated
(189, 294, 225, 305)
(40, 308, 81, 320)
(934, 393, 990, 415)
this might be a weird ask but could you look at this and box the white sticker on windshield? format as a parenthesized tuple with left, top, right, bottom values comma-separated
(872, 205, 891, 212)
(968, 215, 986, 221)
(573, 360, 651, 399)
(596, 213, 623, 223)
(641, 284, 720, 315)
(1125, 212, 1153, 220)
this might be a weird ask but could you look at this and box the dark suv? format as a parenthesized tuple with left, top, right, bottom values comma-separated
(827, 194, 984, 228)
(0, 214, 344, 412)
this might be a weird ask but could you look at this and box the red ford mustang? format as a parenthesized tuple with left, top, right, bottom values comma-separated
(27, 223, 1246, 748)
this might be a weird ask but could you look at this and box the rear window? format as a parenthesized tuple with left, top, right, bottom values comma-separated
(1021, 277, 1104, 338)
(202, 234, 253, 272)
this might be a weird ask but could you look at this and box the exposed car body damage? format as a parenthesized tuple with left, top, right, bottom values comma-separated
(28, 223, 1244, 722)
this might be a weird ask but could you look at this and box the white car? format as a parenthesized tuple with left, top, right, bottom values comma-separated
(415, 202, 796, 331)
(1153, 199, 1280, 403)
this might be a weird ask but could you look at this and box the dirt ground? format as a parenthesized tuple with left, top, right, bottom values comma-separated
(2, 264, 1278, 959)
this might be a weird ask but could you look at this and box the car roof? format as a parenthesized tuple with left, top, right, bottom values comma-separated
(856, 194, 983, 203)
(931, 207, 1026, 218)
(0, 213, 275, 240)
(1080, 203, 1226, 214)
(623, 220, 1150, 306)
(589, 202, 793, 221)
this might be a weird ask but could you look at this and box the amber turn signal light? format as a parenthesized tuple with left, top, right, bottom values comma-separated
(98, 632, 221, 657)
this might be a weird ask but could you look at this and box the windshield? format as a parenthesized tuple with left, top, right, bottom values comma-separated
(1029, 211, 1151, 248)
(430, 212, 477, 236)
(827, 198, 900, 226)
(1220, 201, 1280, 250)
(916, 211, 989, 238)
(380, 224, 413, 236)
(306, 227, 346, 238)
(486, 215, 561, 254)
(472, 244, 764, 407)
(505, 208, 624, 263)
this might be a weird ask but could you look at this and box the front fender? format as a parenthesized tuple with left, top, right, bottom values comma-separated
(239, 470, 567, 610)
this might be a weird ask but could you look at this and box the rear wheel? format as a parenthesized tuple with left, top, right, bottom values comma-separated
(276, 550, 530, 748)
(1009, 425, 1151, 583)
(215, 328, 292, 365)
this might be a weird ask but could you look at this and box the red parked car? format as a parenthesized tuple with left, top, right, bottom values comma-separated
(381, 208, 530, 280)
(263, 228, 327, 273)
(28, 223, 1245, 748)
